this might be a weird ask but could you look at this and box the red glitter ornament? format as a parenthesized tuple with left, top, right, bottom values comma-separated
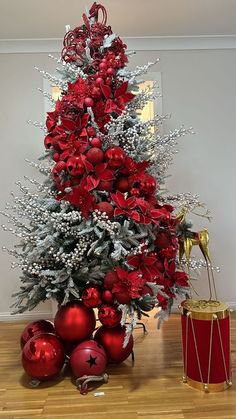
(82, 287, 102, 308)
(95, 325, 134, 364)
(54, 301, 96, 342)
(86, 147, 104, 164)
(96, 202, 114, 218)
(70, 339, 107, 378)
(22, 333, 65, 381)
(98, 305, 122, 328)
(20, 320, 55, 349)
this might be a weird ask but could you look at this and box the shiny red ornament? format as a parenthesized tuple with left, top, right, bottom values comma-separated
(103, 271, 119, 290)
(22, 333, 65, 381)
(54, 301, 96, 342)
(84, 97, 94, 108)
(82, 287, 102, 308)
(140, 174, 157, 195)
(102, 290, 114, 304)
(105, 147, 125, 167)
(66, 156, 85, 176)
(90, 137, 102, 148)
(70, 339, 107, 378)
(116, 177, 130, 192)
(20, 320, 55, 349)
(98, 305, 122, 328)
(86, 147, 104, 164)
(95, 325, 134, 364)
(96, 202, 114, 218)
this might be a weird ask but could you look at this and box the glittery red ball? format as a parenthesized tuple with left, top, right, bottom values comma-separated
(116, 177, 130, 192)
(96, 202, 114, 218)
(90, 137, 102, 148)
(103, 271, 119, 290)
(82, 287, 102, 308)
(98, 305, 122, 328)
(70, 339, 107, 378)
(20, 320, 55, 349)
(86, 147, 104, 164)
(54, 301, 96, 342)
(84, 97, 94, 107)
(94, 325, 134, 364)
(22, 333, 65, 381)
(102, 290, 114, 304)
(66, 156, 84, 176)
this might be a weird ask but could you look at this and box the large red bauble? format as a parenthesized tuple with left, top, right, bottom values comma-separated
(22, 333, 65, 381)
(66, 156, 84, 176)
(20, 320, 55, 349)
(86, 147, 104, 164)
(54, 301, 96, 342)
(82, 287, 102, 308)
(103, 271, 119, 290)
(96, 202, 114, 218)
(94, 326, 134, 364)
(116, 177, 130, 192)
(70, 339, 107, 378)
(98, 305, 122, 328)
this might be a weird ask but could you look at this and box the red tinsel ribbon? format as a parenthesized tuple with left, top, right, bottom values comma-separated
(89, 2, 107, 25)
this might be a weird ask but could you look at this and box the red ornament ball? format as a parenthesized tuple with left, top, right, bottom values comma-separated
(103, 271, 119, 290)
(95, 77, 104, 86)
(70, 339, 107, 378)
(82, 287, 102, 308)
(90, 137, 102, 148)
(105, 147, 125, 167)
(87, 126, 97, 137)
(95, 325, 134, 364)
(66, 156, 84, 176)
(84, 97, 94, 108)
(98, 305, 122, 328)
(86, 147, 104, 165)
(116, 177, 130, 192)
(102, 290, 114, 304)
(107, 67, 115, 76)
(140, 174, 157, 195)
(97, 180, 113, 192)
(99, 62, 107, 70)
(54, 301, 96, 342)
(20, 320, 55, 349)
(22, 333, 65, 381)
(96, 202, 114, 218)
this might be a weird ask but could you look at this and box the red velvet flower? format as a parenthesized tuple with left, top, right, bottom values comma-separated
(100, 81, 135, 115)
(111, 191, 140, 222)
(112, 267, 146, 300)
(60, 186, 95, 218)
(127, 252, 162, 281)
(174, 271, 189, 287)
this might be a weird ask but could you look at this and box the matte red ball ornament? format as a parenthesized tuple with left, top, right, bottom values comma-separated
(107, 67, 115, 76)
(54, 301, 96, 342)
(98, 305, 122, 328)
(87, 126, 96, 137)
(95, 325, 134, 364)
(105, 147, 125, 167)
(90, 137, 102, 148)
(66, 156, 84, 176)
(96, 202, 114, 218)
(22, 333, 65, 381)
(82, 287, 102, 308)
(102, 290, 114, 304)
(84, 97, 94, 107)
(20, 320, 55, 349)
(95, 77, 104, 86)
(86, 147, 104, 164)
(70, 339, 107, 378)
(140, 174, 157, 194)
(116, 177, 130, 192)
(103, 271, 119, 290)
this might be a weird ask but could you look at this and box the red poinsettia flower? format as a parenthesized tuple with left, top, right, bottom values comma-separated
(112, 267, 146, 300)
(46, 111, 58, 132)
(100, 81, 135, 115)
(127, 252, 162, 281)
(135, 198, 169, 225)
(174, 271, 189, 287)
(111, 191, 140, 222)
(58, 186, 95, 218)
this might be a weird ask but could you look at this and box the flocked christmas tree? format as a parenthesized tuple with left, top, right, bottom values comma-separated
(2, 2, 211, 346)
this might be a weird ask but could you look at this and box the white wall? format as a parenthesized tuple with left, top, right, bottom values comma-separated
(0, 47, 235, 319)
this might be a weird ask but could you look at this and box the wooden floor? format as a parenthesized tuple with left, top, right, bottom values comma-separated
(0, 313, 236, 419)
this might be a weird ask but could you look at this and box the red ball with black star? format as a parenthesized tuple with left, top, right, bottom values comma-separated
(70, 339, 107, 378)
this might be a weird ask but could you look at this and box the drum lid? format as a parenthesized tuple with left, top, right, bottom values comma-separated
(181, 299, 230, 320)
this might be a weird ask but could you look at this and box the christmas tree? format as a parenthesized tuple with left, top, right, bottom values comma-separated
(3, 2, 206, 339)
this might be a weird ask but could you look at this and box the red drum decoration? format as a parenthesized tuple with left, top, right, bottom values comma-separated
(54, 301, 96, 342)
(20, 320, 55, 349)
(94, 325, 133, 364)
(181, 299, 232, 392)
(22, 333, 65, 381)
(70, 339, 107, 378)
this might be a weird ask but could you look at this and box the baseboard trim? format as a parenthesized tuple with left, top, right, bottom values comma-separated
(0, 311, 52, 321)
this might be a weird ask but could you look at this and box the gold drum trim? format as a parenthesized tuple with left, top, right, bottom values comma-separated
(184, 376, 232, 392)
(181, 299, 230, 320)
